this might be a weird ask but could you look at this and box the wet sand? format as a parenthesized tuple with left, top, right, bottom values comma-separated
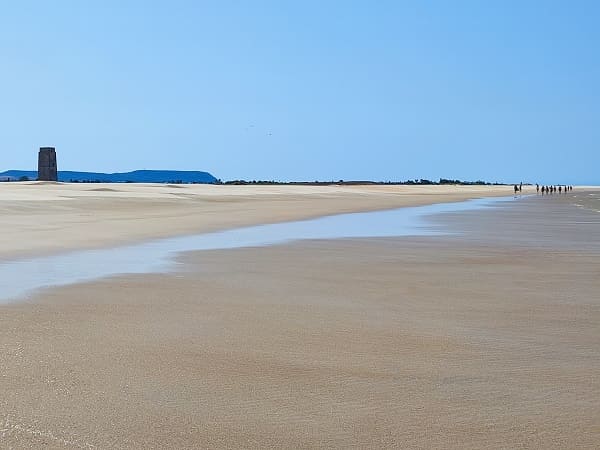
(1, 188, 599, 448)
(0, 183, 515, 259)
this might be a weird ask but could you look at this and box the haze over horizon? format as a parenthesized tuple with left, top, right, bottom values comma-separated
(1, 2, 598, 185)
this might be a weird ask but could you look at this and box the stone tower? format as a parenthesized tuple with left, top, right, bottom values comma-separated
(38, 147, 58, 181)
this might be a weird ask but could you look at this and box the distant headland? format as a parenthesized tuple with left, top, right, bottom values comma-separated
(0, 171, 509, 186)
(0, 170, 512, 186)
(0, 147, 514, 186)
(0, 147, 509, 185)
(0, 147, 218, 183)
(0, 169, 218, 184)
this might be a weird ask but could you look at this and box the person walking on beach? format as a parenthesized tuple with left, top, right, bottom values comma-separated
(536, 183, 540, 194)
(514, 184, 519, 196)
(559, 185, 562, 193)
(519, 182, 523, 192)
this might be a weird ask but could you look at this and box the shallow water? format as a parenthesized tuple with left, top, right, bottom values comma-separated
(572, 192, 600, 213)
(0, 196, 514, 302)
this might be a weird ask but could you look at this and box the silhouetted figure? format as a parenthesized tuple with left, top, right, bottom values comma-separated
(519, 182, 523, 192)
(541, 186, 545, 195)
(514, 184, 519, 196)
(559, 185, 562, 193)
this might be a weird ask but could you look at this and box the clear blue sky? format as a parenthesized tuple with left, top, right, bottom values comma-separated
(1, 1, 598, 184)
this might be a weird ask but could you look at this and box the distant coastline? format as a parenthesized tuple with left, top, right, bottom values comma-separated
(220, 178, 507, 186)
(0, 170, 508, 186)
(0, 169, 217, 184)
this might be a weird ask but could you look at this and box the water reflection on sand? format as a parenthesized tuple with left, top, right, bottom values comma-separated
(0, 196, 511, 302)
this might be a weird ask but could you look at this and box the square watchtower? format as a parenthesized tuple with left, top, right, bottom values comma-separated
(38, 147, 58, 181)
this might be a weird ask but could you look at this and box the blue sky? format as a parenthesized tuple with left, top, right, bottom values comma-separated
(1, 1, 598, 184)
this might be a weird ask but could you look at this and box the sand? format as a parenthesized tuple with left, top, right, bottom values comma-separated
(0, 183, 516, 259)
(0, 185, 599, 448)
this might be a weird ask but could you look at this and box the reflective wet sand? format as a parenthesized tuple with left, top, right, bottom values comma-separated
(0, 183, 517, 259)
(0, 196, 508, 302)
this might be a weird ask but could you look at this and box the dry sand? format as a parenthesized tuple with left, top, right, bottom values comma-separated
(0, 183, 515, 259)
(0, 185, 599, 448)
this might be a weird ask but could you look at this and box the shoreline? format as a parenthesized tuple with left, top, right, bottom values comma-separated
(0, 183, 531, 260)
(1, 195, 517, 303)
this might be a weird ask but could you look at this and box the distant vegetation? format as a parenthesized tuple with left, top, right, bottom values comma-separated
(0, 170, 504, 186)
(220, 178, 504, 186)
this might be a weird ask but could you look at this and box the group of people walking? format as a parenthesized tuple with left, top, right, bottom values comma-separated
(513, 183, 574, 195)
(536, 184, 572, 194)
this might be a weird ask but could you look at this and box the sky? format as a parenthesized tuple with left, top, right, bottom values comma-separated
(0, 1, 598, 184)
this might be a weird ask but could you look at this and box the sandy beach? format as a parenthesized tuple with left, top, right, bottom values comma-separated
(0, 183, 516, 259)
(0, 185, 599, 448)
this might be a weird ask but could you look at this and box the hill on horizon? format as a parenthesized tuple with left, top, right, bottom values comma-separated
(0, 169, 218, 184)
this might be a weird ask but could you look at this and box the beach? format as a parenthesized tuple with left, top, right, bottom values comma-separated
(0, 183, 515, 259)
(0, 184, 598, 448)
